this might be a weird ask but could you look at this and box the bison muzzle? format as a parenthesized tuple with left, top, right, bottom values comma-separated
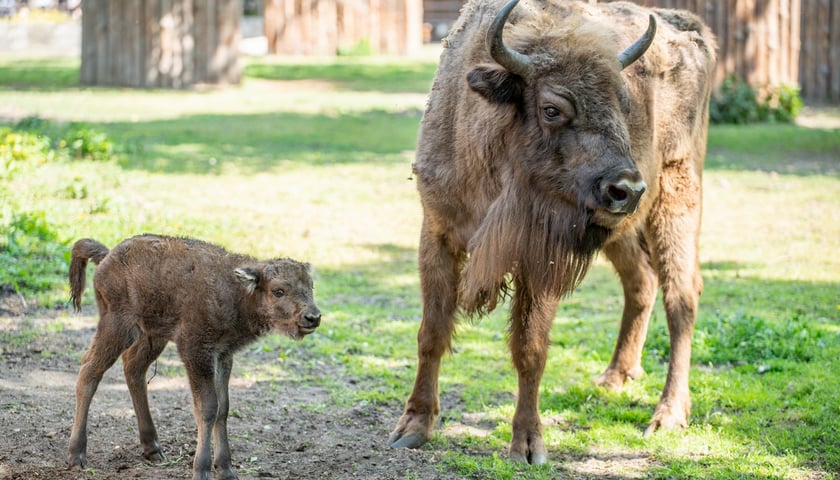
(390, 0, 715, 464)
(66, 234, 321, 480)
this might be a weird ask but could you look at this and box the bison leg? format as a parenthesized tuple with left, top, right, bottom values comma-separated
(211, 352, 236, 479)
(595, 233, 658, 390)
(68, 313, 135, 469)
(508, 282, 558, 465)
(179, 345, 227, 480)
(645, 170, 703, 436)
(389, 224, 460, 449)
(122, 335, 168, 463)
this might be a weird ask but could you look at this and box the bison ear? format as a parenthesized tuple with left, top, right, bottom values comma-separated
(467, 64, 525, 104)
(234, 266, 261, 294)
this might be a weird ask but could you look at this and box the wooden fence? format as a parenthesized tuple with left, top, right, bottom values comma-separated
(265, 0, 423, 56)
(426, 0, 839, 102)
(611, 0, 839, 103)
(80, 0, 241, 88)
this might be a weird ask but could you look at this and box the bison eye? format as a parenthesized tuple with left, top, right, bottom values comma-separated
(543, 106, 561, 118)
(272, 288, 286, 298)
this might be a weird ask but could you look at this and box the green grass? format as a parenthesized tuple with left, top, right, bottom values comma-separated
(1, 55, 839, 479)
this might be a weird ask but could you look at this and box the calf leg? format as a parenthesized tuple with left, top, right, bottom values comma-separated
(212, 353, 236, 480)
(180, 345, 220, 480)
(595, 232, 658, 390)
(508, 282, 558, 465)
(389, 223, 461, 449)
(68, 313, 135, 469)
(645, 166, 703, 436)
(122, 335, 168, 462)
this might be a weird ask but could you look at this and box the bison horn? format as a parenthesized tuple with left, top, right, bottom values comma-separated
(487, 0, 534, 77)
(618, 14, 657, 69)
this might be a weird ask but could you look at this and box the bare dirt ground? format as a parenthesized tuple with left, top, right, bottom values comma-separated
(0, 305, 462, 480)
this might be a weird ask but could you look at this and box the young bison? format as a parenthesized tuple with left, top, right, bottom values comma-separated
(66, 234, 321, 480)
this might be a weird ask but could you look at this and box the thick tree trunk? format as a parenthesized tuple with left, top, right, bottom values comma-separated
(80, 0, 241, 88)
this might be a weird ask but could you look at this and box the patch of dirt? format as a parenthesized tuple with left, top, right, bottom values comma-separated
(0, 308, 461, 480)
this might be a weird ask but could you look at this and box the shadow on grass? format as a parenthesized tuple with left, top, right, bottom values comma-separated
(243, 61, 438, 94)
(96, 109, 423, 174)
(706, 123, 840, 176)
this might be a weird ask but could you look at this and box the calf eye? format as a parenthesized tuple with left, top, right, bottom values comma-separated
(272, 288, 286, 298)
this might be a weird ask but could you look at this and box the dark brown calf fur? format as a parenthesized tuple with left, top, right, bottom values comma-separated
(389, 0, 715, 464)
(67, 234, 321, 480)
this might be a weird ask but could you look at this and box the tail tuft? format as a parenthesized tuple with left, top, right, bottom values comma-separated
(69, 239, 109, 312)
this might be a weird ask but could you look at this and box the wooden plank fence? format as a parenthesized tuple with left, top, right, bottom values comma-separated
(610, 0, 839, 103)
(265, 0, 423, 55)
(80, 0, 241, 88)
(426, 0, 839, 103)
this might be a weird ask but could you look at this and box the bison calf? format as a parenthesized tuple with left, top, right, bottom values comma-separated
(66, 234, 321, 480)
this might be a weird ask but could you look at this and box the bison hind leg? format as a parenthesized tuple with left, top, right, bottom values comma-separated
(595, 233, 658, 391)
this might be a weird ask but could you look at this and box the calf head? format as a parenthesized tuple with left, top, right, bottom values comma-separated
(459, 0, 655, 312)
(235, 259, 321, 340)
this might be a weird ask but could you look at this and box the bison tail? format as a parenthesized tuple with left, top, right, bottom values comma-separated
(69, 239, 109, 312)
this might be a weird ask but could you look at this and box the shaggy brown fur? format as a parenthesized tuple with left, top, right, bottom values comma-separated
(66, 234, 321, 480)
(390, 0, 716, 465)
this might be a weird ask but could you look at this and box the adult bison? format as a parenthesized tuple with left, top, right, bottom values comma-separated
(389, 0, 716, 464)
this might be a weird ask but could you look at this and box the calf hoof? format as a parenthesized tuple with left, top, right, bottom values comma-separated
(143, 449, 165, 463)
(509, 434, 547, 465)
(388, 413, 434, 449)
(67, 453, 87, 470)
(594, 365, 645, 390)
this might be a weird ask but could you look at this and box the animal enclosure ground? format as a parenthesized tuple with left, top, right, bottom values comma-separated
(0, 307, 461, 480)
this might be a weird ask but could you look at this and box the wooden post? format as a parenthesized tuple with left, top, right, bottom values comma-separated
(80, 0, 241, 88)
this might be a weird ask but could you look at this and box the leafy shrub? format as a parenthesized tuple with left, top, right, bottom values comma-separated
(0, 211, 70, 296)
(0, 128, 55, 181)
(710, 75, 803, 124)
(8, 116, 114, 162)
(60, 123, 114, 160)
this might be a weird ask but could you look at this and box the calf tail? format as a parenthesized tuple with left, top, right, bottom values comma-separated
(69, 239, 110, 312)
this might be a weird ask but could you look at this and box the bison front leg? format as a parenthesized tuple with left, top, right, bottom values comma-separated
(211, 353, 235, 479)
(645, 167, 703, 437)
(389, 224, 461, 449)
(595, 233, 658, 390)
(181, 346, 231, 480)
(508, 283, 558, 465)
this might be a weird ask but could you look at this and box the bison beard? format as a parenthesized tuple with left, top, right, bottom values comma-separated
(460, 182, 608, 315)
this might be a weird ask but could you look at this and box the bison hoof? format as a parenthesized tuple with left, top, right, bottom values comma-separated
(644, 400, 689, 438)
(67, 453, 87, 470)
(143, 450, 165, 463)
(509, 434, 547, 465)
(593, 365, 645, 390)
(388, 431, 429, 449)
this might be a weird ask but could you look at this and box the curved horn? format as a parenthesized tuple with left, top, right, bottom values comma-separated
(486, 0, 534, 77)
(618, 14, 657, 69)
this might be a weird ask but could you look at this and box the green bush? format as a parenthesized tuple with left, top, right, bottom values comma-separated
(8, 116, 114, 162)
(0, 128, 55, 181)
(710, 75, 803, 124)
(0, 211, 70, 296)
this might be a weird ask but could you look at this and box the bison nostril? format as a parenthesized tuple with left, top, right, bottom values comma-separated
(602, 178, 646, 214)
(607, 184, 629, 202)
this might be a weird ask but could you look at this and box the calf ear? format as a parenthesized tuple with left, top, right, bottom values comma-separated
(234, 266, 261, 294)
(467, 64, 525, 104)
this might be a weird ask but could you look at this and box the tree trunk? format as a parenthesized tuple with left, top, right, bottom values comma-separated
(80, 0, 241, 88)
